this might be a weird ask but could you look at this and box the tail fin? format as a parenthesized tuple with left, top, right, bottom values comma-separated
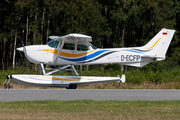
(123, 28, 175, 67)
(141, 28, 175, 60)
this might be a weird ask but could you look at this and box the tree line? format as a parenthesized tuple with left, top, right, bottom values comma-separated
(0, 0, 180, 70)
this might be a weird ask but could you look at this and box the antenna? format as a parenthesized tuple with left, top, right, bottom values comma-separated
(22, 30, 24, 47)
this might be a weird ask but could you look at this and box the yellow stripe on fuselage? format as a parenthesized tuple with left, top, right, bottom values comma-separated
(59, 50, 96, 57)
(146, 37, 162, 50)
(42, 49, 96, 58)
(42, 49, 58, 54)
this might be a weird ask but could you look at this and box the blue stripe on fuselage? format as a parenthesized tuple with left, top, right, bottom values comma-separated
(123, 49, 143, 53)
(59, 50, 109, 62)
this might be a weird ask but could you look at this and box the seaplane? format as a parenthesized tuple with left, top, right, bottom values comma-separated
(3, 28, 175, 89)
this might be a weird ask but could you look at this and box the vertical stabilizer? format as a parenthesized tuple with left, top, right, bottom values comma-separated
(142, 28, 175, 60)
(123, 28, 175, 67)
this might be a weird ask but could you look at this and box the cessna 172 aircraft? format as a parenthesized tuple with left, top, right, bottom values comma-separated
(3, 28, 175, 89)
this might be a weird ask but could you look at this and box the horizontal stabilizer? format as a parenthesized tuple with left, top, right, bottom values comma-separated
(141, 55, 165, 60)
(123, 62, 150, 67)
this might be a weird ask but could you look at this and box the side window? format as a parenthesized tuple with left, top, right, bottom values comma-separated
(77, 44, 90, 51)
(63, 43, 75, 50)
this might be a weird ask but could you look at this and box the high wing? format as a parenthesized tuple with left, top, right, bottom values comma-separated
(49, 33, 92, 43)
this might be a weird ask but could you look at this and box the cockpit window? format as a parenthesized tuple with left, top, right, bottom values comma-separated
(91, 46, 97, 50)
(77, 44, 90, 51)
(47, 39, 59, 48)
(63, 43, 75, 50)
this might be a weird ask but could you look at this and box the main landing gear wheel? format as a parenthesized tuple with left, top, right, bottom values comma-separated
(5, 85, 13, 89)
(66, 85, 77, 89)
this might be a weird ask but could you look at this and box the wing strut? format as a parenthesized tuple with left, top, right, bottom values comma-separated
(53, 39, 65, 63)
(71, 65, 79, 76)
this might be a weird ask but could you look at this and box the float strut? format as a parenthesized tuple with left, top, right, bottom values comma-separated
(3, 75, 13, 89)
(40, 62, 46, 75)
(71, 65, 79, 76)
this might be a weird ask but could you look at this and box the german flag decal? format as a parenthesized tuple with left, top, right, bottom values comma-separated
(163, 33, 167, 36)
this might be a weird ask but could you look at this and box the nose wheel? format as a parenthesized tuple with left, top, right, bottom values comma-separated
(3, 75, 13, 89)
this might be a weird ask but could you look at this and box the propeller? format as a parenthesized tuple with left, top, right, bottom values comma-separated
(18, 30, 25, 65)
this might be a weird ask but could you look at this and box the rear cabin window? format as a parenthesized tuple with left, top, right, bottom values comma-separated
(63, 43, 75, 50)
(77, 44, 90, 51)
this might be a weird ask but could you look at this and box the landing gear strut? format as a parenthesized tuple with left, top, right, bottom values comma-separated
(40, 63, 79, 89)
(3, 75, 13, 89)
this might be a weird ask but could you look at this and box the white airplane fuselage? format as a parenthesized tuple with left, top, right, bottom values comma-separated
(22, 45, 147, 67)
(16, 28, 175, 68)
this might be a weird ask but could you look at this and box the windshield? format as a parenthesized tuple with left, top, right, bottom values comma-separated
(47, 39, 59, 48)
(91, 46, 97, 50)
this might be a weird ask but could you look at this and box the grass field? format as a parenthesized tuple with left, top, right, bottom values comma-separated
(0, 100, 179, 120)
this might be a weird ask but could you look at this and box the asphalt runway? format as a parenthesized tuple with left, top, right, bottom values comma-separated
(0, 89, 180, 101)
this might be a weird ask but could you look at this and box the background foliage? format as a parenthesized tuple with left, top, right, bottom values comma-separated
(0, 0, 180, 72)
